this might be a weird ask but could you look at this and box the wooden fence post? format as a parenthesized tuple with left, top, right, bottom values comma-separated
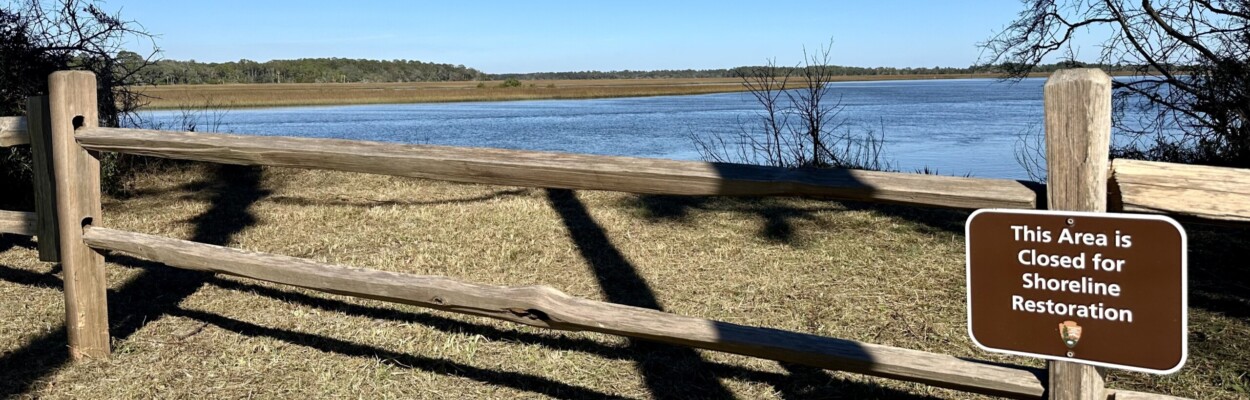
(1044, 68, 1112, 399)
(27, 95, 60, 262)
(48, 71, 109, 359)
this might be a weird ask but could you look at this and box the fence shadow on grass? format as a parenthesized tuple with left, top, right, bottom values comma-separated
(629, 194, 971, 245)
(840, 201, 971, 235)
(0, 164, 267, 397)
(0, 261, 61, 289)
(204, 273, 938, 399)
(0, 234, 35, 253)
(168, 307, 633, 400)
(1184, 223, 1250, 321)
(266, 188, 534, 208)
(630, 195, 837, 244)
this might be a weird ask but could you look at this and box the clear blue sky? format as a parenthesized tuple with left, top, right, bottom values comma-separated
(116, 0, 1085, 73)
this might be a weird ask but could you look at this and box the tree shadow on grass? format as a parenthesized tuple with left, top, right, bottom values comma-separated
(0, 164, 267, 397)
(546, 189, 736, 399)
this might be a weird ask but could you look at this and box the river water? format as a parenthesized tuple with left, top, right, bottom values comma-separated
(138, 77, 1082, 180)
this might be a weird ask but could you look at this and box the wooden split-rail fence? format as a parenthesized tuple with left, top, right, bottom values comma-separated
(2, 69, 1246, 399)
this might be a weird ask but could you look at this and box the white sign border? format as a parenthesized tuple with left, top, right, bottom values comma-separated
(964, 208, 1189, 375)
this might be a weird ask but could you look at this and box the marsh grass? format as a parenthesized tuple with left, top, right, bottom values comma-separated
(0, 164, 1244, 399)
(136, 74, 1042, 110)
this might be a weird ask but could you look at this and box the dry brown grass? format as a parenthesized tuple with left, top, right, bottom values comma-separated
(136, 74, 1041, 109)
(0, 163, 1245, 399)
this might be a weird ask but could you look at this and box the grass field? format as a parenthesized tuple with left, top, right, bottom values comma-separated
(136, 73, 1046, 109)
(0, 163, 1245, 398)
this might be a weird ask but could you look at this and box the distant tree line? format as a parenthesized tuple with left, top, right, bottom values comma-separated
(134, 58, 1150, 85)
(133, 55, 486, 84)
(491, 62, 1145, 80)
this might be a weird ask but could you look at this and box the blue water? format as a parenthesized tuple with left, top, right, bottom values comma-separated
(139, 78, 1072, 180)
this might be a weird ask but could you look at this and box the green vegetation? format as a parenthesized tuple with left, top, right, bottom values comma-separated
(1, 0, 157, 208)
(498, 78, 522, 88)
(136, 56, 486, 84)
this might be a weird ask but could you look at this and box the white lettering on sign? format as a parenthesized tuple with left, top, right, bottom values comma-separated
(1010, 296, 1134, 322)
(1008, 225, 1134, 323)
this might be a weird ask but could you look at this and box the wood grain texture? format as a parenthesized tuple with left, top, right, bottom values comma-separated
(74, 127, 1040, 210)
(82, 226, 1048, 399)
(27, 96, 60, 261)
(49, 71, 109, 359)
(0, 210, 36, 236)
(1046, 69, 1112, 213)
(1044, 69, 1110, 400)
(1108, 389, 1191, 400)
(0, 116, 29, 147)
(1110, 159, 1250, 222)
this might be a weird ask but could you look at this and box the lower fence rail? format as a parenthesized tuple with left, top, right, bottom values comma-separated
(82, 226, 1048, 398)
(0, 210, 37, 236)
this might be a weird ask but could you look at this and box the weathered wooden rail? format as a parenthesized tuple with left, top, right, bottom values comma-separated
(4, 69, 1241, 399)
(0, 210, 37, 236)
(73, 126, 1040, 210)
(1111, 159, 1250, 222)
(81, 226, 1048, 398)
(0, 116, 29, 146)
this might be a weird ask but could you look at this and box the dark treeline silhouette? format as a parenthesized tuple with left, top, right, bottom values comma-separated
(134, 55, 487, 84)
(137, 58, 1148, 85)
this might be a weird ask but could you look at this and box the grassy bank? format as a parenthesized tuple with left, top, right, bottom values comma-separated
(136, 73, 1047, 109)
(1, 164, 1245, 398)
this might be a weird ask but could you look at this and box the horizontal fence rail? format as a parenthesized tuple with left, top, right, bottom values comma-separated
(0, 116, 29, 147)
(73, 127, 1041, 210)
(0, 210, 37, 236)
(82, 226, 1049, 399)
(73, 127, 1250, 225)
(1109, 391, 1191, 400)
(1110, 159, 1250, 222)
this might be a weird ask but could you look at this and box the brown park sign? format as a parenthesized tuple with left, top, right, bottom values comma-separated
(966, 209, 1187, 374)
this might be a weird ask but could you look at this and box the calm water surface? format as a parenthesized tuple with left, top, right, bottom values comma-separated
(141, 78, 1064, 180)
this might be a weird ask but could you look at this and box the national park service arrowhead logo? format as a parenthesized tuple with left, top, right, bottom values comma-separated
(1059, 320, 1082, 348)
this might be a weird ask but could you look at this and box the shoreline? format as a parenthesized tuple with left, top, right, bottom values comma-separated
(137, 72, 1058, 110)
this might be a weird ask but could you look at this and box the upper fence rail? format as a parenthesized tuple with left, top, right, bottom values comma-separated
(9, 119, 1248, 223)
(74, 126, 1041, 209)
(0, 116, 29, 147)
(71, 126, 1250, 223)
(1110, 159, 1250, 223)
